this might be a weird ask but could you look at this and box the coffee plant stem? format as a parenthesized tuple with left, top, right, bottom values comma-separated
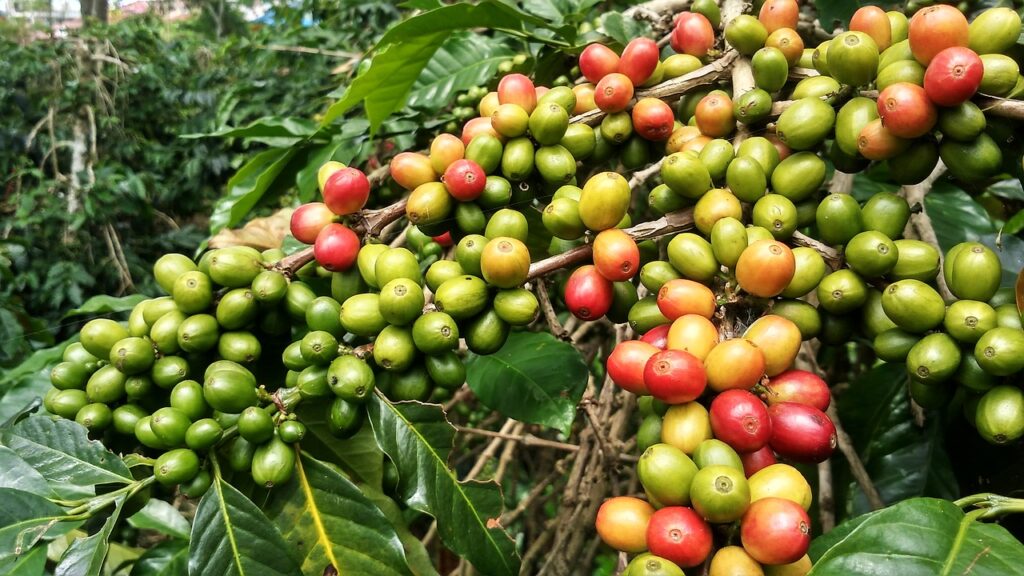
(454, 425, 640, 463)
(826, 401, 886, 510)
(63, 475, 156, 520)
(533, 279, 571, 341)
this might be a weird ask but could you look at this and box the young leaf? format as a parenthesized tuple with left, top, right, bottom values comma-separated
(1, 416, 132, 499)
(0, 488, 76, 564)
(261, 454, 412, 576)
(188, 472, 303, 576)
(54, 495, 126, 576)
(367, 395, 520, 576)
(128, 500, 191, 541)
(833, 363, 957, 521)
(809, 497, 1024, 574)
(466, 331, 588, 434)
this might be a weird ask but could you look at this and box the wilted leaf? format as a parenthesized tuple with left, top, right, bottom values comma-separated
(207, 208, 293, 251)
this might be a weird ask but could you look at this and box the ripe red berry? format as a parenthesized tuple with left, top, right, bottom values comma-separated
(644, 349, 707, 404)
(290, 202, 335, 245)
(322, 167, 370, 216)
(443, 159, 487, 201)
(313, 223, 359, 272)
(709, 389, 772, 453)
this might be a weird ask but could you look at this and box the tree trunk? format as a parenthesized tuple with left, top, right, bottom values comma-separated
(80, 0, 108, 24)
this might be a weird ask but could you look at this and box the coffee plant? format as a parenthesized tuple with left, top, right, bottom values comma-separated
(6, 0, 1024, 574)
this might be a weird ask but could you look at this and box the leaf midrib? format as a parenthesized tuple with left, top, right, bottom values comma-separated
(378, 394, 515, 575)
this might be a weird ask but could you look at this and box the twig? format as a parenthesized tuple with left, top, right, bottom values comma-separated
(792, 231, 843, 269)
(494, 422, 524, 482)
(829, 171, 854, 194)
(499, 458, 569, 525)
(528, 208, 696, 279)
(571, 51, 739, 127)
(798, 342, 885, 511)
(534, 280, 570, 341)
(627, 156, 666, 190)
(466, 419, 517, 480)
(901, 161, 954, 301)
(826, 402, 885, 510)
(442, 385, 473, 412)
(454, 425, 638, 463)
(817, 460, 835, 532)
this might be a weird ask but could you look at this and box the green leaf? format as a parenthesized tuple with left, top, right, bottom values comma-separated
(0, 488, 74, 563)
(599, 12, 652, 46)
(407, 33, 514, 111)
(292, 407, 383, 487)
(0, 447, 53, 498)
(367, 395, 519, 576)
(0, 340, 70, 392)
(130, 541, 188, 576)
(182, 117, 317, 147)
(465, 331, 588, 434)
(809, 498, 1024, 575)
(322, 1, 571, 131)
(0, 545, 47, 576)
(926, 181, 996, 253)
(188, 472, 303, 576)
(520, 0, 576, 25)
(814, 0, 860, 29)
(834, 364, 957, 521)
(262, 454, 412, 576)
(1004, 210, 1024, 235)
(54, 495, 125, 576)
(61, 294, 147, 320)
(128, 500, 190, 541)
(208, 147, 300, 236)
(362, 489, 439, 576)
(985, 178, 1024, 201)
(1, 416, 132, 499)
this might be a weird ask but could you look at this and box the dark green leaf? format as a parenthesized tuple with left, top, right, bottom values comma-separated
(815, 0, 860, 29)
(979, 233, 1024, 288)
(599, 12, 651, 47)
(294, 138, 365, 202)
(54, 495, 125, 576)
(130, 541, 188, 576)
(322, 1, 571, 131)
(0, 447, 52, 498)
(128, 500, 190, 540)
(61, 295, 147, 320)
(0, 488, 74, 562)
(208, 147, 300, 236)
(0, 340, 70, 392)
(1004, 210, 1024, 235)
(1, 416, 132, 499)
(407, 33, 514, 111)
(0, 545, 47, 576)
(466, 331, 588, 434)
(809, 498, 1024, 575)
(834, 364, 957, 521)
(262, 454, 412, 576)
(925, 181, 996, 253)
(362, 489, 439, 576)
(986, 179, 1024, 201)
(293, 407, 383, 487)
(188, 473, 302, 576)
(367, 395, 519, 576)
